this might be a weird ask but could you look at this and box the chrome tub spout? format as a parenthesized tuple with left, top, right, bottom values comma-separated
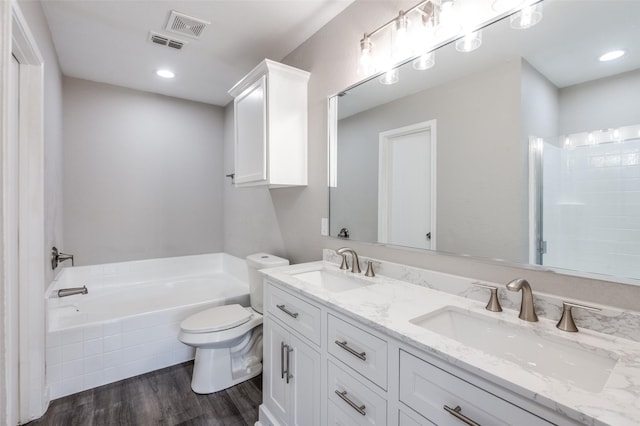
(58, 285, 88, 298)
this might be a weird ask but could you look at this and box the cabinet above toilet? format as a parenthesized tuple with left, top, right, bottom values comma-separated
(228, 59, 310, 188)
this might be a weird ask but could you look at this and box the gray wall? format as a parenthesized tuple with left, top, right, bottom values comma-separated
(17, 0, 64, 286)
(333, 60, 524, 262)
(220, 0, 640, 310)
(63, 78, 225, 265)
(559, 69, 640, 134)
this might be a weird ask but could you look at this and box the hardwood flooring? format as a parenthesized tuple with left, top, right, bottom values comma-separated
(27, 362, 262, 426)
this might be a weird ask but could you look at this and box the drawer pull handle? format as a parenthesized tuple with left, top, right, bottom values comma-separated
(276, 304, 299, 319)
(280, 342, 286, 379)
(443, 405, 481, 426)
(335, 340, 367, 361)
(335, 390, 366, 416)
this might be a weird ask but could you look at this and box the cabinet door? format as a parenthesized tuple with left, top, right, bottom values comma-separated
(234, 75, 267, 185)
(263, 317, 290, 425)
(289, 333, 321, 426)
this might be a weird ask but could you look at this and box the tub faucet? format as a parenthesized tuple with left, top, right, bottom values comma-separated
(58, 285, 88, 298)
(51, 246, 75, 269)
(336, 247, 361, 273)
(506, 278, 538, 322)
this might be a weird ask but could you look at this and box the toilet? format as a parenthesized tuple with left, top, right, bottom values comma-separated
(178, 253, 289, 394)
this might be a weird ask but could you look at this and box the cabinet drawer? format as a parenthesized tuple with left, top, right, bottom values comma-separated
(399, 350, 553, 426)
(399, 407, 435, 426)
(328, 361, 387, 426)
(328, 314, 388, 390)
(266, 284, 321, 346)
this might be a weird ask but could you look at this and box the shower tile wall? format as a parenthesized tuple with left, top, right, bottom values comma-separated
(543, 139, 640, 278)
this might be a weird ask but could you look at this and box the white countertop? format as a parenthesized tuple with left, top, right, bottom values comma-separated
(263, 261, 640, 426)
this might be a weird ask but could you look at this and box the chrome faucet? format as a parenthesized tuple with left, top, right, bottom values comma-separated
(505, 278, 538, 322)
(336, 247, 361, 273)
(51, 246, 75, 269)
(57, 285, 88, 298)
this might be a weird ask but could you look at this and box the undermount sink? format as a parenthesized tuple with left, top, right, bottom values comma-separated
(410, 306, 618, 393)
(291, 269, 372, 293)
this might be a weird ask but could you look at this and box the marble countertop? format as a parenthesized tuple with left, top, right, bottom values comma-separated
(262, 260, 640, 426)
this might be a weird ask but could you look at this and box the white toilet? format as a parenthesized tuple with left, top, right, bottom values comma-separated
(178, 253, 289, 394)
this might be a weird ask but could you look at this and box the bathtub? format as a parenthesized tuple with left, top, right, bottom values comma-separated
(45, 253, 250, 400)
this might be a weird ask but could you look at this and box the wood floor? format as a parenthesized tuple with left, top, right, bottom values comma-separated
(27, 362, 262, 426)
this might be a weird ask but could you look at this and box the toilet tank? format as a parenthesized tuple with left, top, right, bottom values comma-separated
(246, 253, 289, 314)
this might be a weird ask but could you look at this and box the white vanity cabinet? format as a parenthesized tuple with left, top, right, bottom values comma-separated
(259, 277, 580, 426)
(261, 282, 321, 426)
(228, 59, 310, 188)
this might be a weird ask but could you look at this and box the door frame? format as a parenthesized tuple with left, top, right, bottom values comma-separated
(378, 120, 437, 249)
(1, 1, 47, 422)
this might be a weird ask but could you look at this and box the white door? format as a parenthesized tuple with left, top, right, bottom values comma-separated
(234, 76, 267, 185)
(5, 53, 21, 424)
(378, 121, 437, 250)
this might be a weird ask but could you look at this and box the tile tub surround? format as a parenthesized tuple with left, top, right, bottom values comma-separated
(45, 253, 250, 399)
(324, 249, 640, 343)
(264, 258, 640, 426)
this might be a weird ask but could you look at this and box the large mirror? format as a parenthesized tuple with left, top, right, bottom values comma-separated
(329, 0, 640, 284)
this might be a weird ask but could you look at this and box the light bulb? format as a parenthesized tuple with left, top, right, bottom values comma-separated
(358, 36, 374, 76)
(510, 3, 543, 29)
(437, 0, 461, 37)
(413, 51, 435, 70)
(455, 30, 482, 52)
(393, 12, 412, 60)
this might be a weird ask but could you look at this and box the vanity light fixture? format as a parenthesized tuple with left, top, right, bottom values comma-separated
(156, 69, 175, 78)
(455, 30, 482, 52)
(599, 50, 625, 62)
(510, 3, 543, 29)
(358, 0, 541, 80)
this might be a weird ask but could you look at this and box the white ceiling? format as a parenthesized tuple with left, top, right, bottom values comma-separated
(41, 0, 355, 106)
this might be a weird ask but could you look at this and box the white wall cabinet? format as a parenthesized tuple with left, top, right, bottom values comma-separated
(259, 278, 579, 426)
(228, 59, 310, 188)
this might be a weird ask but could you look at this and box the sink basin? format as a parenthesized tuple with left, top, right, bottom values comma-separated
(410, 307, 618, 393)
(292, 269, 372, 293)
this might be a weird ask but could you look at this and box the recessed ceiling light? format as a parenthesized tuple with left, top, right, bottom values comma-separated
(599, 50, 625, 62)
(156, 69, 175, 78)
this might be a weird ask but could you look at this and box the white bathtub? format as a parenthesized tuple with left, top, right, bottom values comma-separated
(45, 253, 250, 399)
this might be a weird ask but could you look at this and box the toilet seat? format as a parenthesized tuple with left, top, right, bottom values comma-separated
(180, 304, 251, 333)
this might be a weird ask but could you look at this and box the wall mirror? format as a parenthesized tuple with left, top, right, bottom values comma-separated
(329, 0, 640, 285)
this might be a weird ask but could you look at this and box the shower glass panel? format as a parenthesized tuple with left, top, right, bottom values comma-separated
(540, 132, 640, 280)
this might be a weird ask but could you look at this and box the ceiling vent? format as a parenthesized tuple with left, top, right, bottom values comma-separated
(165, 10, 210, 39)
(149, 32, 186, 50)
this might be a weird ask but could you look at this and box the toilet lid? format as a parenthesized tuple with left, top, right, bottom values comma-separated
(180, 304, 252, 333)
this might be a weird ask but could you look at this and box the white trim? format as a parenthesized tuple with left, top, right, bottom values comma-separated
(377, 120, 437, 250)
(1, 1, 48, 423)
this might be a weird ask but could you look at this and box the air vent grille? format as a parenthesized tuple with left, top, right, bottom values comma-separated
(165, 10, 210, 39)
(149, 32, 185, 50)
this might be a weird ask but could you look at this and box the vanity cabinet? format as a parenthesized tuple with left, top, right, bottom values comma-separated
(228, 59, 310, 188)
(263, 317, 321, 426)
(261, 282, 321, 426)
(399, 350, 554, 426)
(259, 278, 578, 426)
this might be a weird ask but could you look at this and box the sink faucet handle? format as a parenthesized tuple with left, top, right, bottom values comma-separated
(556, 301, 601, 332)
(364, 261, 375, 277)
(471, 282, 502, 312)
(339, 254, 349, 270)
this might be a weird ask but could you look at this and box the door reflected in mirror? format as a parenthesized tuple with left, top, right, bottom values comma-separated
(328, 0, 640, 285)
